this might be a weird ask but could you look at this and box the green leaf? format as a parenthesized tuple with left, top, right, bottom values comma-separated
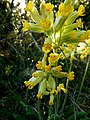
(54, 15, 68, 32)
(51, 69, 67, 78)
(67, 111, 87, 120)
(65, 11, 78, 25)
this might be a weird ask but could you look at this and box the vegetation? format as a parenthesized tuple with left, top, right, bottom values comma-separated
(0, 0, 90, 120)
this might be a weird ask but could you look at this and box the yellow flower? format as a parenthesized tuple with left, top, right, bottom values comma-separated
(80, 55, 86, 60)
(24, 1, 34, 11)
(45, 65, 51, 72)
(67, 44, 74, 50)
(24, 81, 34, 89)
(48, 53, 60, 63)
(55, 65, 62, 73)
(58, 3, 74, 16)
(70, 56, 76, 61)
(37, 93, 43, 99)
(42, 42, 52, 53)
(55, 11, 61, 18)
(60, 54, 65, 60)
(49, 95, 54, 105)
(76, 18, 83, 28)
(58, 3, 65, 15)
(67, 71, 75, 81)
(32, 72, 39, 78)
(80, 49, 87, 60)
(78, 5, 85, 16)
(40, 18, 52, 30)
(24, 81, 29, 87)
(45, 3, 54, 12)
(36, 61, 44, 70)
(50, 89, 55, 95)
(22, 20, 30, 32)
(57, 83, 67, 93)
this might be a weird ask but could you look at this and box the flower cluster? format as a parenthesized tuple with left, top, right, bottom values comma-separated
(23, 0, 90, 105)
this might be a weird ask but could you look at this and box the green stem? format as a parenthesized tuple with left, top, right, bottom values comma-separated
(76, 55, 90, 102)
(61, 61, 72, 112)
(37, 99, 42, 120)
(54, 100, 57, 120)
(61, 79, 69, 112)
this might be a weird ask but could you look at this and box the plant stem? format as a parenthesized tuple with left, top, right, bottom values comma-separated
(37, 99, 41, 120)
(61, 61, 72, 112)
(76, 55, 90, 102)
(54, 100, 57, 120)
(61, 79, 69, 112)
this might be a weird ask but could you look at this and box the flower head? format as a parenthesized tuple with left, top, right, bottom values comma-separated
(22, 20, 30, 32)
(49, 95, 54, 105)
(24, 1, 34, 11)
(78, 5, 85, 16)
(36, 61, 44, 70)
(45, 65, 52, 72)
(55, 65, 62, 73)
(58, 3, 74, 16)
(76, 18, 83, 28)
(67, 44, 74, 50)
(32, 72, 39, 78)
(37, 93, 43, 99)
(67, 71, 75, 81)
(48, 53, 60, 63)
(45, 3, 54, 12)
(40, 18, 52, 30)
(57, 83, 67, 93)
(42, 42, 52, 53)
(24, 81, 34, 89)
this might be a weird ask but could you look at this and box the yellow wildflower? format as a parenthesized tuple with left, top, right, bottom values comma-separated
(70, 56, 76, 61)
(24, 81, 30, 87)
(78, 5, 85, 16)
(50, 89, 56, 95)
(45, 3, 54, 12)
(36, 61, 44, 70)
(49, 95, 54, 105)
(24, 81, 34, 89)
(28, 82, 34, 89)
(82, 50, 87, 56)
(42, 42, 52, 53)
(58, 3, 74, 16)
(32, 72, 39, 78)
(57, 83, 67, 93)
(37, 93, 43, 99)
(55, 11, 60, 18)
(48, 53, 60, 63)
(80, 49, 87, 60)
(22, 20, 30, 32)
(76, 18, 83, 28)
(67, 44, 74, 50)
(58, 3, 65, 15)
(60, 54, 65, 60)
(80, 55, 86, 60)
(55, 65, 62, 73)
(67, 71, 75, 81)
(40, 18, 52, 30)
(24, 1, 34, 11)
(45, 65, 51, 72)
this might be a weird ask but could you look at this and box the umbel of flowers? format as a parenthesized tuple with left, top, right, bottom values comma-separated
(23, 0, 90, 105)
